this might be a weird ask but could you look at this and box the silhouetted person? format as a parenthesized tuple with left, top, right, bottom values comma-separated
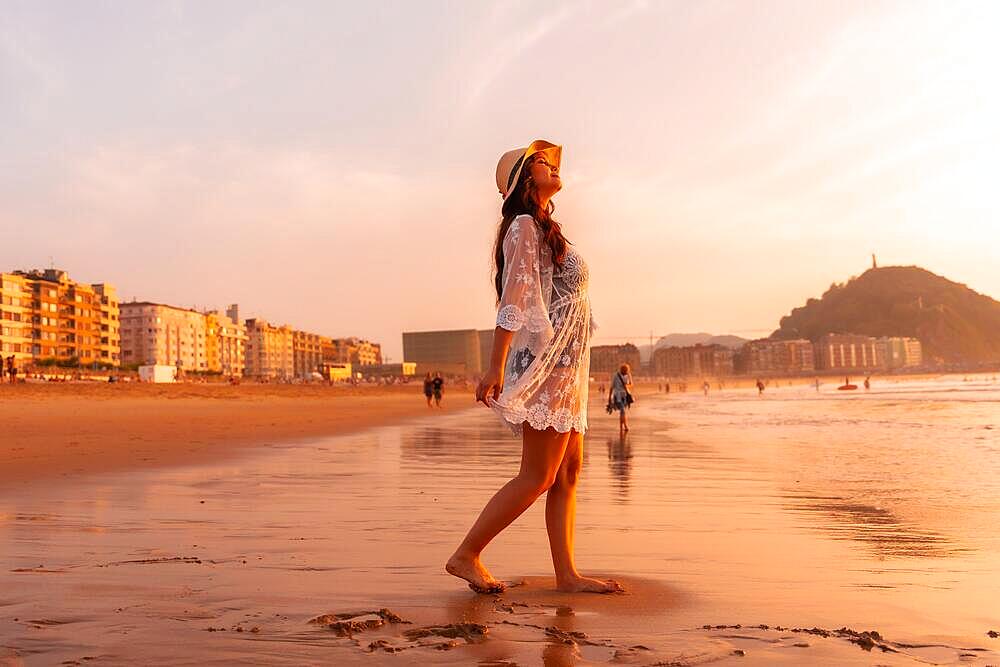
(756, 378, 765, 396)
(432, 372, 444, 408)
(864, 376, 871, 390)
(423, 372, 434, 407)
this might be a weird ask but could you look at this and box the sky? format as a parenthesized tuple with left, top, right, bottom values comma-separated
(3, 0, 999, 360)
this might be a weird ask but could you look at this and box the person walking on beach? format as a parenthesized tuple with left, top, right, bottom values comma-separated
(608, 364, 635, 433)
(423, 372, 434, 407)
(447, 140, 622, 595)
(6, 356, 14, 384)
(756, 378, 765, 396)
(432, 372, 444, 407)
(702, 380, 710, 397)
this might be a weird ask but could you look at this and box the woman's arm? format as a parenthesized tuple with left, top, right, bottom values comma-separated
(478, 217, 549, 406)
(476, 326, 514, 405)
(488, 326, 514, 374)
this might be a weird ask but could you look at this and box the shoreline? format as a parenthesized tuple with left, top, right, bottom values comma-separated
(4, 371, 986, 487)
(0, 383, 476, 487)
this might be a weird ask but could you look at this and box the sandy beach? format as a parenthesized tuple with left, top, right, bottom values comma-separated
(0, 382, 473, 487)
(2, 375, 999, 665)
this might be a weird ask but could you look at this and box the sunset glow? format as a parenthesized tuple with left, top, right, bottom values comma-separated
(2, 1, 998, 357)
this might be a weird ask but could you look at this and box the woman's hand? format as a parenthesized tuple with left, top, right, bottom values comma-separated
(477, 327, 513, 407)
(476, 366, 503, 406)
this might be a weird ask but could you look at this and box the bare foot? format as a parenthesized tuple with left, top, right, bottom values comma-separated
(556, 575, 625, 594)
(446, 552, 505, 594)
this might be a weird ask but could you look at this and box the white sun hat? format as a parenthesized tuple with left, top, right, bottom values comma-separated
(495, 139, 562, 200)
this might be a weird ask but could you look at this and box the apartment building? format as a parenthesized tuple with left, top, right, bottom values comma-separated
(739, 338, 815, 375)
(652, 344, 734, 377)
(293, 329, 323, 377)
(120, 301, 209, 371)
(881, 337, 923, 369)
(245, 318, 294, 378)
(347, 338, 381, 367)
(0, 272, 33, 370)
(93, 283, 121, 367)
(589, 343, 642, 374)
(814, 333, 886, 371)
(205, 305, 247, 377)
(9, 269, 116, 368)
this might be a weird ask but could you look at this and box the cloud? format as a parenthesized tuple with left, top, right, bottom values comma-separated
(0, 22, 66, 119)
(458, 3, 577, 109)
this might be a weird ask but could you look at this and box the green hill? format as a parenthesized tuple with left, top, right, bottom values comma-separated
(771, 266, 1000, 364)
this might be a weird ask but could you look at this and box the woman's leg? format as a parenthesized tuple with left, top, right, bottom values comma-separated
(546, 431, 624, 593)
(447, 425, 571, 592)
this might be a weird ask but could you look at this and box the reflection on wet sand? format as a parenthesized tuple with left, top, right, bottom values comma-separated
(783, 494, 961, 559)
(606, 434, 633, 501)
(1, 378, 999, 664)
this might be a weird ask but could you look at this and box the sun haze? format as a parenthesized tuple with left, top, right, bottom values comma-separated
(2, 0, 998, 358)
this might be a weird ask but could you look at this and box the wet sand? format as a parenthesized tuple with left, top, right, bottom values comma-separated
(0, 382, 472, 487)
(2, 375, 999, 665)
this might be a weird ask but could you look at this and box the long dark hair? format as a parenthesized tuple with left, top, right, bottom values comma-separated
(493, 154, 570, 302)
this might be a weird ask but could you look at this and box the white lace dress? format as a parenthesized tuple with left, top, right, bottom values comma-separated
(489, 214, 596, 435)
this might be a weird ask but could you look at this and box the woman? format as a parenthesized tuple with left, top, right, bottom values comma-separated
(608, 363, 634, 433)
(446, 140, 622, 595)
(423, 372, 434, 407)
